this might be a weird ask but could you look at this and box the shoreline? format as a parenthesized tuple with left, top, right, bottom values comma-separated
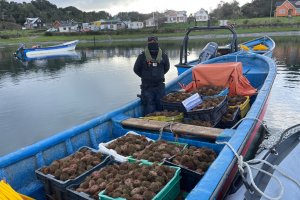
(1, 31, 300, 46)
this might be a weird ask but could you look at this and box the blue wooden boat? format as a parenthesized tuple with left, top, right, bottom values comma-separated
(0, 48, 276, 198)
(16, 50, 80, 62)
(239, 36, 275, 57)
(14, 40, 79, 60)
(175, 26, 275, 75)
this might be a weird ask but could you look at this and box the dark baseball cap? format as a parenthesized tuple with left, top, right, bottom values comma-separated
(148, 36, 158, 42)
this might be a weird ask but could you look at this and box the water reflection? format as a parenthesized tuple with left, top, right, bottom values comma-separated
(264, 38, 300, 131)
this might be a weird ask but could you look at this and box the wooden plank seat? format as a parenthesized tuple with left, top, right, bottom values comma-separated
(121, 118, 224, 140)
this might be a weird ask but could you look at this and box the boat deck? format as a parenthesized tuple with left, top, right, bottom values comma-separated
(121, 118, 224, 140)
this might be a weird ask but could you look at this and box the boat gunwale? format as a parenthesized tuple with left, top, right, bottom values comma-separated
(23, 40, 79, 52)
(185, 53, 277, 199)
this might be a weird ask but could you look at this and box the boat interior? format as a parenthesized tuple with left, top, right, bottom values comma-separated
(0, 50, 276, 200)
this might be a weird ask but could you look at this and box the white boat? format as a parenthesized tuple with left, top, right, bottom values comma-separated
(15, 40, 79, 59)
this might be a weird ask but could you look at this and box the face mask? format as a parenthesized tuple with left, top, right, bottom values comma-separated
(148, 43, 159, 52)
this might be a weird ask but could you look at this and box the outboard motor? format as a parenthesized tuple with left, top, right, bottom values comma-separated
(198, 42, 218, 63)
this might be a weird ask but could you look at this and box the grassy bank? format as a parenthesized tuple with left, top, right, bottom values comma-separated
(1, 16, 300, 45)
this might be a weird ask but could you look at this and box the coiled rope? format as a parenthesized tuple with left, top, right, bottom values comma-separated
(216, 140, 300, 200)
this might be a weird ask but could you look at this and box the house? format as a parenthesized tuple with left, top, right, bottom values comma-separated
(127, 21, 144, 29)
(275, 0, 300, 17)
(145, 17, 156, 27)
(52, 20, 61, 29)
(90, 21, 102, 31)
(98, 19, 126, 30)
(194, 8, 209, 22)
(57, 20, 79, 32)
(164, 10, 187, 23)
(24, 17, 44, 29)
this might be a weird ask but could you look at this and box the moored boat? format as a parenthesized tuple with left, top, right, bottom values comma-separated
(175, 26, 275, 75)
(14, 40, 79, 60)
(0, 42, 276, 199)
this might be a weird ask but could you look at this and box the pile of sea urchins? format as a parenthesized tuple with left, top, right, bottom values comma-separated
(74, 162, 176, 200)
(40, 147, 103, 181)
(132, 140, 184, 163)
(106, 133, 153, 156)
(171, 145, 217, 174)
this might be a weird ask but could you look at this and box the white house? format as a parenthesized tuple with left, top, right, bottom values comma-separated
(58, 20, 79, 32)
(145, 17, 156, 27)
(127, 21, 144, 29)
(194, 8, 209, 22)
(99, 20, 125, 30)
(164, 10, 187, 23)
(24, 17, 44, 29)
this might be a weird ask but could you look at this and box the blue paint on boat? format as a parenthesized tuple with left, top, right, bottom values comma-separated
(1, 44, 276, 199)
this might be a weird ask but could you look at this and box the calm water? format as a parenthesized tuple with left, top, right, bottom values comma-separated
(0, 38, 299, 156)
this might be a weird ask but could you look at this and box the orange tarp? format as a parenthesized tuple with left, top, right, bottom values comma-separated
(182, 62, 257, 96)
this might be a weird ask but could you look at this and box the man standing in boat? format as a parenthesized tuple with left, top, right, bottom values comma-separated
(134, 36, 170, 115)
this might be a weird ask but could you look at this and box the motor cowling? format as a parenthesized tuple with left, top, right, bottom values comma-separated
(198, 42, 218, 63)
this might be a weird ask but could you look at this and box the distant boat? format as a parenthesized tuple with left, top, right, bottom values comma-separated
(239, 36, 275, 57)
(175, 26, 275, 75)
(17, 50, 80, 62)
(14, 40, 79, 60)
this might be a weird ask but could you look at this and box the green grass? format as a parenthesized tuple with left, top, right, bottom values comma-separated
(1, 16, 300, 45)
(230, 16, 300, 25)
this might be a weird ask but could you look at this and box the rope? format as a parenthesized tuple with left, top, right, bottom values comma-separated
(230, 116, 271, 135)
(158, 121, 179, 141)
(216, 141, 300, 200)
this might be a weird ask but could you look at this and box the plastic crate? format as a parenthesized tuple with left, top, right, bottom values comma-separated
(98, 131, 154, 163)
(66, 184, 95, 200)
(183, 118, 219, 128)
(142, 112, 184, 122)
(191, 86, 229, 97)
(35, 147, 111, 200)
(185, 96, 228, 123)
(163, 159, 203, 192)
(229, 96, 250, 118)
(128, 141, 188, 164)
(160, 100, 186, 112)
(66, 159, 117, 200)
(202, 87, 229, 97)
(98, 164, 181, 200)
(163, 144, 220, 192)
(160, 91, 192, 112)
(219, 107, 240, 128)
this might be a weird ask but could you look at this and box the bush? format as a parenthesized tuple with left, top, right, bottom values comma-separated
(44, 32, 53, 36)
(243, 19, 249, 24)
(0, 35, 10, 39)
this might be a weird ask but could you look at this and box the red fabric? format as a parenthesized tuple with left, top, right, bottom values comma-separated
(182, 62, 257, 96)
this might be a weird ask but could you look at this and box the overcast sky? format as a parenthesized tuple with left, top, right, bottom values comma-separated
(9, 0, 251, 15)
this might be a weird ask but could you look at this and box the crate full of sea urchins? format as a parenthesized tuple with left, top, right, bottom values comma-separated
(98, 131, 154, 163)
(66, 162, 181, 200)
(164, 145, 217, 192)
(35, 146, 111, 200)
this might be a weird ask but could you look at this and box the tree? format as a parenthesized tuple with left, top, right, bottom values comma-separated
(241, 0, 275, 18)
(210, 0, 241, 20)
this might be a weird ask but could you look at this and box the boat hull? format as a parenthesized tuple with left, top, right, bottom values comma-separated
(16, 40, 79, 59)
(0, 53, 276, 200)
(216, 97, 269, 199)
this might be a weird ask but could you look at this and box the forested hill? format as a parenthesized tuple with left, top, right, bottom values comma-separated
(0, 0, 274, 26)
(0, 0, 112, 24)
